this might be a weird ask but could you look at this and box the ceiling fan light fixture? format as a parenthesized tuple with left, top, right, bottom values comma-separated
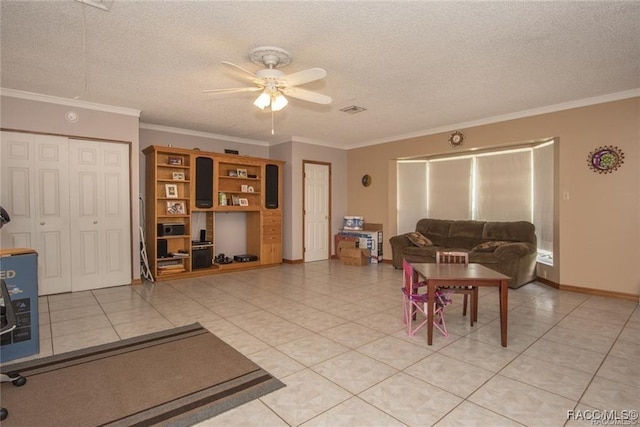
(253, 91, 271, 110)
(271, 93, 288, 112)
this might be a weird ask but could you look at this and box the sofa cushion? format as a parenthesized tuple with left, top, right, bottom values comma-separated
(405, 232, 433, 248)
(447, 220, 486, 249)
(415, 219, 452, 246)
(483, 221, 536, 246)
(472, 240, 510, 252)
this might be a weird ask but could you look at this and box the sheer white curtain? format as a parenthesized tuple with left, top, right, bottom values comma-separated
(396, 142, 554, 257)
(428, 157, 472, 220)
(533, 142, 554, 252)
(397, 161, 427, 233)
(475, 150, 532, 221)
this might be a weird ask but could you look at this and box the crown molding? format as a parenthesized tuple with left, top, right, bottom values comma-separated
(346, 88, 640, 150)
(139, 123, 269, 146)
(0, 88, 141, 117)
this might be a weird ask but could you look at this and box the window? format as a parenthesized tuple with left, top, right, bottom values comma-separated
(397, 141, 554, 264)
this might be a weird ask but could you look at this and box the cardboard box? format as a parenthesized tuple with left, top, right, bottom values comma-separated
(0, 249, 39, 362)
(337, 241, 370, 266)
(336, 240, 357, 255)
(363, 223, 383, 231)
(336, 229, 383, 263)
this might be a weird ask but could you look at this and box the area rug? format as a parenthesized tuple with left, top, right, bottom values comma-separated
(0, 323, 284, 426)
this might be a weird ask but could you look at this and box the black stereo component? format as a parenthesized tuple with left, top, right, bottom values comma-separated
(234, 254, 258, 262)
(157, 223, 185, 236)
(192, 246, 213, 270)
(195, 156, 213, 208)
(157, 239, 168, 258)
(265, 164, 279, 209)
(214, 253, 233, 264)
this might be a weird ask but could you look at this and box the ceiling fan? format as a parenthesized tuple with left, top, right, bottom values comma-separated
(203, 46, 332, 112)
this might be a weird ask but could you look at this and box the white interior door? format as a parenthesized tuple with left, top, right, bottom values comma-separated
(69, 139, 131, 291)
(0, 132, 72, 295)
(304, 162, 330, 262)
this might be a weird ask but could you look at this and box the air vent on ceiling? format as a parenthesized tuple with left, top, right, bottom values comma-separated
(340, 105, 367, 114)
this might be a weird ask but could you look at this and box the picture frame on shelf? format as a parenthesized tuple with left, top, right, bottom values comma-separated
(238, 198, 249, 207)
(227, 170, 237, 177)
(241, 184, 248, 192)
(167, 156, 183, 166)
(247, 186, 255, 193)
(166, 201, 186, 215)
(172, 172, 185, 181)
(232, 195, 240, 206)
(165, 184, 178, 198)
(236, 168, 248, 178)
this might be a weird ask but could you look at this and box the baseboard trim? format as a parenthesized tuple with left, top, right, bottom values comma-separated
(536, 277, 559, 289)
(537, 276, 638, 302)
(282, 258, 304, 264)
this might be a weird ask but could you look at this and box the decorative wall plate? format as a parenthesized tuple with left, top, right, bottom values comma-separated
(587, 145, 624, 174)
(448, 131, 464, 147)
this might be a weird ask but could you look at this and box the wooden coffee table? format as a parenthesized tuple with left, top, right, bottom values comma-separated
(411, 263, 510, 346)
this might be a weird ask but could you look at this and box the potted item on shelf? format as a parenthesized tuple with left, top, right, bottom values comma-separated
(219, 192, 227, 206)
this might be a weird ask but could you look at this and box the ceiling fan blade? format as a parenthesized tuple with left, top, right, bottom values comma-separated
(281, 67, 327, 87)
(203, 87, 262, 94)
(221, 61, 257, 79)
(282, 87, 332, 105)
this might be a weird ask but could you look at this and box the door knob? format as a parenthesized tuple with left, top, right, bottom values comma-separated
(93, 220, 98, 224)
(40, 222, 45, 226)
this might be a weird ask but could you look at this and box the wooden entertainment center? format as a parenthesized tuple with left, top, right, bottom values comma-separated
(143, 145, 284, 281)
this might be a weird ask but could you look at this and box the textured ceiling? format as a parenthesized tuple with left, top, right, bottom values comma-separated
(1, 1, 639, 149)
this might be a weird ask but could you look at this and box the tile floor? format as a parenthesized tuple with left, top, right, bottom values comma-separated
(8, 261, 640, 426)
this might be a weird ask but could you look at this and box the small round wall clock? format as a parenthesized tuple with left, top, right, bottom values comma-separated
(587, 145, 624, 174)
(448, 131, 464, 147)
(361, 174, 372, 187)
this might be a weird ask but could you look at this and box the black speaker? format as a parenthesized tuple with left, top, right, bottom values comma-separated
(199, 229, 206, 242)
(157, 239, 168, 258)
(195, 156, 213, 208)
(265, 164, 279, 209)
(157, 223, 185, 236)
(192, 246, 212, 270)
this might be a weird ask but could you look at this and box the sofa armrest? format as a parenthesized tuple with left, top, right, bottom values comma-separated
(494, 242, 536, 258)
(389, 234, 414, 268)
(494, 242, 538, 288)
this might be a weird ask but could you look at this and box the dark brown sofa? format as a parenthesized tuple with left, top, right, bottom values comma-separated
(389, 218, 537, 288)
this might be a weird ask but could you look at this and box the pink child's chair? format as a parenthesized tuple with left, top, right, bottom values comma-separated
(401, 259, 451, 338)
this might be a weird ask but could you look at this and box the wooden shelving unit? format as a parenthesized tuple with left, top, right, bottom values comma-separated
(144, 147, 193, 279)
(143, 145, 284, 281)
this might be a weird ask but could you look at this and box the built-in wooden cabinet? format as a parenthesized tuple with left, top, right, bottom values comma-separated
(261, 210, 282, 264)
(143, 145, 283, 281)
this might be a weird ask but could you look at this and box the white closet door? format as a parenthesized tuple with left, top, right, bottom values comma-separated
(0, 132, 72, 295)
(69, 139, 131, 291)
